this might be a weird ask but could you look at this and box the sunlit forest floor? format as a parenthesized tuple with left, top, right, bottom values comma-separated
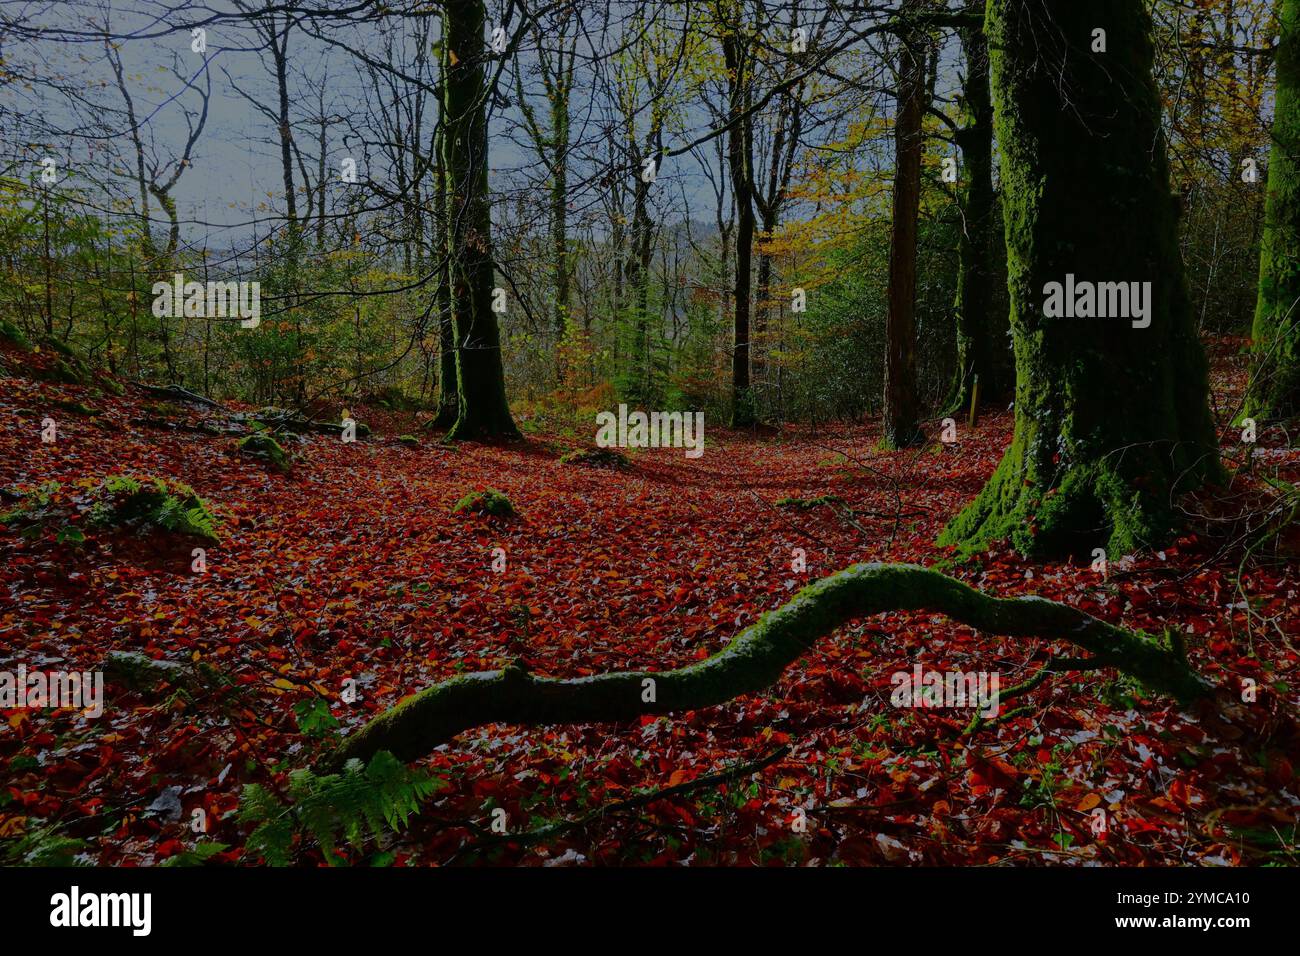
(2, 337, 1297, 866)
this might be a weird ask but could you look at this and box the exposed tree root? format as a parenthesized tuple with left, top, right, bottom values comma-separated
(129, 381, 224, 409)
(326, 563, 1213, 770)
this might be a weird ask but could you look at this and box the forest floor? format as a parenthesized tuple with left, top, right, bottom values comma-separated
(1, 337, 1298, 866)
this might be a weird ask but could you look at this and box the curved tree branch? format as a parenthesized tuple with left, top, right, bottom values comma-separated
(326, 563, 1213, 769)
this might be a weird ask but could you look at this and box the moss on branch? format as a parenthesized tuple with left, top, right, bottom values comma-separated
(325, 563, 1212, 769)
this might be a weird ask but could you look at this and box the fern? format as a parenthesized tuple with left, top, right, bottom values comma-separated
(160, 841, 229, 867)
(0, 822, 87, 866)
(88, 474, 220, 541)
(0, 480, 63, 528)
(239, 752, 442, 866)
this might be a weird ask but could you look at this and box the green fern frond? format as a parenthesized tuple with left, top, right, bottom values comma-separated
(237, 752, 442, 866)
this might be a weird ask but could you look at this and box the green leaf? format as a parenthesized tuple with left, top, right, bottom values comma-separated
(161, 841, 230, 867)
(294, 697, 341, 739)
(56, 525, 85, 545)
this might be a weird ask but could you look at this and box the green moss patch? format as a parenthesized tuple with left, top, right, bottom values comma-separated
(452, 489, 516, 518)
(0, 318, 31, 350)
(50, 398, 99, 417)
(238, 433, 292, 473)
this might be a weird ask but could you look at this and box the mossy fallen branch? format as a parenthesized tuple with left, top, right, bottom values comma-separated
(326, 563, 1212, 769)
(130, 382, 224, 410)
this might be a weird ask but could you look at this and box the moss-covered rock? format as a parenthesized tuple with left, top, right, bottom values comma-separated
(0, 318, 31, 350)
(35, 355, 88, 386)
(40, 336, 78, 360)
(238, 433, 292, 473)
(50, 398, 99, 417)
(452, 488, 515, 518)
(104, 650, 186, 693)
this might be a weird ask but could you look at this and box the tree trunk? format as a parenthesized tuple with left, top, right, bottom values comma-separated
(1246, 0, 1300, 420)
(940, 0, 1221, 559)
(948, 2, 1010, 413)
(883, 4, 927, 449)
(550, 69, 572, 347)
(441, 0, 519, 441)
(754, 93, 802, 407)
(724, 26, 756, 427)
(431, 142, 459, 430)
(624, 148, 653, 402)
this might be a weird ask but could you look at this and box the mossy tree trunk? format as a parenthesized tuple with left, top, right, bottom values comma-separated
(441, 0, 519, 442)
(939, 0, 1220, 559)
(948, 1, 1011, 414)
(1246, 0, 1300, 420)
(883, 0, 928, 449)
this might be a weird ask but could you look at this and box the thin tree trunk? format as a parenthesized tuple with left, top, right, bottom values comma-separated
(432, 145, 459, 430)
(883, 3, 927, 448)
(948, 1, 1009, 413)
(723, 23, 755, 427)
